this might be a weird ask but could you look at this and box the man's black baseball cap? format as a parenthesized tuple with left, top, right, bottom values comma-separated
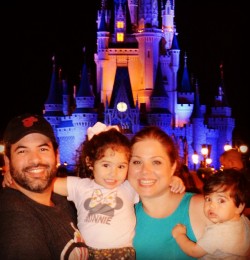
(3, 113, 57, 145)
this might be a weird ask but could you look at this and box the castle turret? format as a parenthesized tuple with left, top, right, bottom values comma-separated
(44, 56, 64, 117)
(135, 0, 162, 109)
(96, 3, 111, 97)
(207, 63, 235, 168)
(72, 50, 97, 149)
(168, 32, 180, 126)
(44, 56, 64, 143)
(176, 53, 194, 126)
(148, 62, 172, 129)
(191, 81, 207, 154)
(161, 0, 175, 49)
(127, 0, 138, 31)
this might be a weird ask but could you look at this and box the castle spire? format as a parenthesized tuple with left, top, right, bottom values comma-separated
(214, 61, 229, 106)
(76, 48, 94, 98)
(44, 55, 63, 116)
(180, 53, 192, 92)
(191, 80, 202, 118)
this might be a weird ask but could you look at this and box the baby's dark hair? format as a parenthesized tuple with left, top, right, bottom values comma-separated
(75, 128, 130, 178)
(203, 169, 248, 207)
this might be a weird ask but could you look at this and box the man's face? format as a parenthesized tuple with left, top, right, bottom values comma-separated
(220, 153, 244, 170)
(7, 133, 58, 193)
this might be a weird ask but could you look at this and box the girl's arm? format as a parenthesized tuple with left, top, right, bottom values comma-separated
(2, 167, 69, 196)
(170, 175, 186, 193)
(53, 177, 68, 196)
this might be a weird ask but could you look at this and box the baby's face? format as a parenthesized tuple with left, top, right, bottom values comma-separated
(203, 190, 242, 224)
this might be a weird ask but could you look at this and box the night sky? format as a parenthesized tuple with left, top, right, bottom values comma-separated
(1, 0, 248, 146)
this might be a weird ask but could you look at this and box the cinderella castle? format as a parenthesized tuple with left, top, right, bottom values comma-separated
(43, 0, 235, 170)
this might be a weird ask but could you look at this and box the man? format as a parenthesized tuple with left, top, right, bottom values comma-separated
(220, 148, 250, 218)
(219, 148, 244, 170)
(0, 113, 88, 259)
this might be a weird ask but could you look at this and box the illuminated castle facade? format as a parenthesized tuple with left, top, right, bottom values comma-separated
(43, 0, 235, 170)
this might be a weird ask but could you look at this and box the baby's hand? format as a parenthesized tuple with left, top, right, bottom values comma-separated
(87, 122, 120, 140)
(170, 175, 185, 193)
(172, 223, 187, 238)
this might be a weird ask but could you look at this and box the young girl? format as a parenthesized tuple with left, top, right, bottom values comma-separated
(172, 169, 250, 259)
(4, 125, 185, 259)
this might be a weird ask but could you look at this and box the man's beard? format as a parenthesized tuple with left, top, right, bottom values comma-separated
(10, 163, 57, 193)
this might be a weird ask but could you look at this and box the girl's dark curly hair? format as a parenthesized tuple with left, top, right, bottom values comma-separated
(74, 128, 131, 178)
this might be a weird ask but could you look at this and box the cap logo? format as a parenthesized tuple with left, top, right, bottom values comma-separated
(22, 116, 38, 127)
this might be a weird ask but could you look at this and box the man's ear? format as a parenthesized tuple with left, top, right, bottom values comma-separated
(56, 152, 60, 165)
(3, 155, 10, 172)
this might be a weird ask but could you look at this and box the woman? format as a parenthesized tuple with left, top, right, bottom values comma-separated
(128, 126, 208, 260)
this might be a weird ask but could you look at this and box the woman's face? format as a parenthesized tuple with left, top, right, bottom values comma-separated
(128, 139, 176, 199)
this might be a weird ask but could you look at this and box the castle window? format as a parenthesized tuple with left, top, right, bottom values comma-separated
(117, 21, 124, 29)
(117, 32, 124, 42)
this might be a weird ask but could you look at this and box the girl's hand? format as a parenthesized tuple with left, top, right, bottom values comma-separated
(2, 170, 13, 188)
(170, 175, 186, 193)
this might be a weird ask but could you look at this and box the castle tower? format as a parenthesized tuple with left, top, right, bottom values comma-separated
(207, 63, 235, 168)
(191, 81, 207, 152)
(161, 0, 175, 50)
(168, 32, 180, 126)
(95, 3, 111, 97)
(148, 62, 172, 128)
(176, 53, 194, 127)
(135, 0, 162, 109)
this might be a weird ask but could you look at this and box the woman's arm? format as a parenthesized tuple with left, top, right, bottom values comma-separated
(190, 194, 208, 239)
